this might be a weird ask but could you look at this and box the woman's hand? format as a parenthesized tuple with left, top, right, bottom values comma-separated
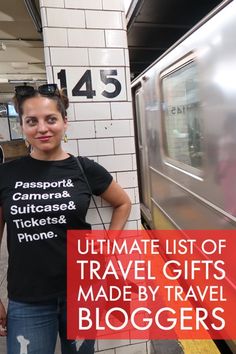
(0, 300, 7, 336)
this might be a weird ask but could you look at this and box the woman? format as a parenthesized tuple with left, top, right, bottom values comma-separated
(0, 84, 131, 353)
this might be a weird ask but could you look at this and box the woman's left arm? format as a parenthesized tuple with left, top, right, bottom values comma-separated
(100, 180, 131, 230)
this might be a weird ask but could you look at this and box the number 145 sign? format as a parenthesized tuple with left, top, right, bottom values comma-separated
(54, 67, 127, 102)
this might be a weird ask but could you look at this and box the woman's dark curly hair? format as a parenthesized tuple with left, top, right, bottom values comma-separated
(12, 87, 69, 124)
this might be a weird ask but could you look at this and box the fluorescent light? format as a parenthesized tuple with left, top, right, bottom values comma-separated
(0, 11, 14, 21)
(11, 62, 29, 69)
(0, 43, 6, 51)
(8, 79, 46, 84)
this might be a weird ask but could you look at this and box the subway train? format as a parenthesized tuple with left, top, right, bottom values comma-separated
(131, 0, 236, 352)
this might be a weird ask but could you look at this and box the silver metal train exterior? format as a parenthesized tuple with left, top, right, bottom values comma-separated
(131, 0, 236, 351)
(132, 0, 236, 232)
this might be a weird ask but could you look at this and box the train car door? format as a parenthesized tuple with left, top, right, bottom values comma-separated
(134, 88, 152, 225)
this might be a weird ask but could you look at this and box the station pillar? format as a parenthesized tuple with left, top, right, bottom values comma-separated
(39, 1, 145, 353)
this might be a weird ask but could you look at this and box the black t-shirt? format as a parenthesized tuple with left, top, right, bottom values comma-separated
(0, 155, 112, 301)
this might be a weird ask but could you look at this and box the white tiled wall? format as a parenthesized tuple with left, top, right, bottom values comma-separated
(45, 66, 53, 82)
(111, 102, 133, 119)
(74, 103, 111, 121)
(102, 0, 124, 11)
(135, 187, 140, 203)
(124, 220, 140, 229)
(125, 48, 130, 66)
(86, 11, 122, 29)
(67, 121, 95, 139)
(40, 7, 47, 28)
(117, 171, 138, 188)
(40, 0, 145, 351)
(46, 8, 85, 28)
(129, 120, 135, 136)
(41, 0, 64, 7)
(124, 188, 135, 203)
(65, 0, 102, 9)
(50, 48, 89, 66)
(126, 67, 133, 101)
(98, 155, 133, 172)
(43, 47, 51, 66)
(122, 12, 127, 30)
(105, 30, 128, 48)
(66, 103, 76, 121)
(43, 28, 68, 47)
(68, 29, 105, 47)
(88, 48, 125, 66)
(61, 139, 78, 156)
(132, 153, 138, 169)
(129, 203, 142, 220)
(114, 137, 136, 154)
(78, 138, 114, 156)
(95, 120, 131, 138)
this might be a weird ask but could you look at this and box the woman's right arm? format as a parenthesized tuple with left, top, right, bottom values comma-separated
(0, 206, 7, 336)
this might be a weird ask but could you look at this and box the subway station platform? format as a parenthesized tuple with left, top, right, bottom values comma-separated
(0, 0, 235, 353)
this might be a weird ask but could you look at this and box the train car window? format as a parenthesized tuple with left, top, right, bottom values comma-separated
(0, 117, 11, 142)
(161, 60, 203, 172)
(8, 103, 18, 117)
(0, 103, 23, 141)
(0, 102, 27, 160)
(0, 103, 8, 117)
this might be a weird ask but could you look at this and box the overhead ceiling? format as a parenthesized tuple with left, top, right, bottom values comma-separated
(127, 0, 224, 78)
(0, 0, 45, 102)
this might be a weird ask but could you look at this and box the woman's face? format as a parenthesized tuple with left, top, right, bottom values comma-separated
(21, 96, 67, 155)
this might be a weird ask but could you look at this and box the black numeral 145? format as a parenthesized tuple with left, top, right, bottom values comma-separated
(57, 69, 122, 99)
